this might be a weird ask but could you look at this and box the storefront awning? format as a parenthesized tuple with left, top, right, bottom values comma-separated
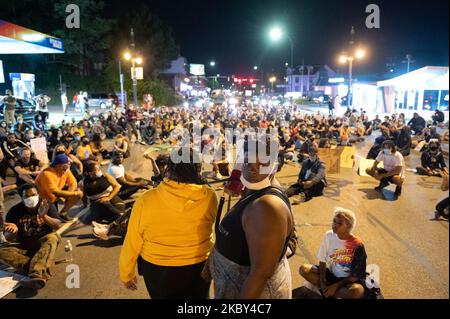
(0, 19, 64, 54)
(377, 66, 449, 90)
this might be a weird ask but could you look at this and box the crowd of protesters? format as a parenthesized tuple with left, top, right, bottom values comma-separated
(0, 91, 448, 297)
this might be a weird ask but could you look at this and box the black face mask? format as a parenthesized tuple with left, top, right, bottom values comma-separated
(82, 141, 89, 145)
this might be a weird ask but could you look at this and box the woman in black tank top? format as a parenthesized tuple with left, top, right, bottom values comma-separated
(210, 136, 294, 299)
(82, 161, 125, 223)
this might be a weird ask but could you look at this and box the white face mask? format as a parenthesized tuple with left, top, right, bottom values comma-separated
(96, 171, 103, 178)
(23, 195, 39, 208)
(383, 149, 391, 155)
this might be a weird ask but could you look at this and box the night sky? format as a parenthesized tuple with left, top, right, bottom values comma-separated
(115, 0, 449, 77)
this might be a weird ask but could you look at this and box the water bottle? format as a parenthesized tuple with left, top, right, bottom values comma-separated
(65, 240, 73, 262)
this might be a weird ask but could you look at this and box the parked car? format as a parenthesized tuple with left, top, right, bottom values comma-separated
(0, 98, 37, 122)
(88, 93, 117, 109)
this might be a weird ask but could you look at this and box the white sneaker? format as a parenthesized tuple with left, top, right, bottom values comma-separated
(293, 193, 307, 205)
(215, 172, 223, 180)
(92, 221, 109, 230)
(93, 226, 110, 240)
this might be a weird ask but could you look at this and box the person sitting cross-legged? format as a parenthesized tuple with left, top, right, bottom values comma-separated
(108, 151, 151, 199)
(416, 141, 448, 177)
(0, 184, 61, 290)
(365, 140, 405, 199)
(35, 154, 83, 221)
(299, 207, 368, 299)
(285, 145, 327, 204)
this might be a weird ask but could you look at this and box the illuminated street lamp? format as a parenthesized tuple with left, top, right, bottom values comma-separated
(122, 51, 143, 106)
(254, 66, 258, 70)
(210, 61, 216, 67)
(269, 76, 276, 92)
(339, 48, 366, 107)
(269, 26, 294, 92)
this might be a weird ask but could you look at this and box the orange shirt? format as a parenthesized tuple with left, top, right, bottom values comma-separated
(35, 167, 77, 202)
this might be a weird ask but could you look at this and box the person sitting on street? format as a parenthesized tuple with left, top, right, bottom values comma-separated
(0, 184, 61, 290)
(416, 141, 448, 177)
(286, 145, 327, 204)
(35, 154, 83, 221)
(13, 116, 32, 140)
(76, 136, 96, 164)
(108, 151, 151, 199)
(407, 112, 426, 135)
(299, 207, 367, 299)
(432, 109, 445, 126)
(114, 134, 130, 158)
(14, 147, 44, 187)
(53, 144, 84, 182)
(1, 132, 31, 168)
(394, 123, 412, 157)
(365, 140, 405, 199)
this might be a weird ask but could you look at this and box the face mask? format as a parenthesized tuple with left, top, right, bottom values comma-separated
(23, 195, 39, 208)
(82, 140, 89, 145)
(383, 149, 391, 155)
(96, 171, 103, 178)
(1, 124, 6, 128)
(75, 136, 81, 141)
(309, 155, 318, 162)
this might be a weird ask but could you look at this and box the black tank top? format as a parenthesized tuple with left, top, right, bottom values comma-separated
(215, 186, 293, 266)
(84, 175, 111, 197)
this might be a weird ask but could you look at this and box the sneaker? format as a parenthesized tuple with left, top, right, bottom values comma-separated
(59, 213, 74, 222)
(215, 172, 223, 180)
(91, 221, 109, 230)
(20, 277, 46, 290)
(374, 181, 389, 192)
(433, 211, 442, 220)
(93, 226, 110, 240)
(293, 193, 307, 205)
(140, 141, 147, 145)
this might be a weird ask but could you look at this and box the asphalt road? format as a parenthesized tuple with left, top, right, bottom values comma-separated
(2, 135, 449, 299)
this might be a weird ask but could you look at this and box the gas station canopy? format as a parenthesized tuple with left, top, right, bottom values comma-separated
(0, 19, 64, 54)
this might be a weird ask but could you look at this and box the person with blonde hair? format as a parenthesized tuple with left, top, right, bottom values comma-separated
(299, 207, 367, 299)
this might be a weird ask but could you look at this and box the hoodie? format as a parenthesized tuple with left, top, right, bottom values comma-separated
(119, 179, 218, 282)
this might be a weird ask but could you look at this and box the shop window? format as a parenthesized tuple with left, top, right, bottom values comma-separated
(439, 90, 449, 111)
(423, 90, 439, 111)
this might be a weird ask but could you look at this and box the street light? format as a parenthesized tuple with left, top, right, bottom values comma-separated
(339, 48, 366, 108)
(254, 66, 258, 70)
(122, 51, 143, 107)
(269, 76, 276, 93)
(268, 26, 294, 93)
(210, 61, 216, 67)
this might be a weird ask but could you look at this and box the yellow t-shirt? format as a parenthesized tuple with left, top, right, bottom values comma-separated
(76, 145, 93, 160)
(119, 179, 218, 282)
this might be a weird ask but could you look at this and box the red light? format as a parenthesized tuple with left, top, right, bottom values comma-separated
(238, 79, 242, 84)
(234, 78, 238, 82)
(249, 78, 254, 84)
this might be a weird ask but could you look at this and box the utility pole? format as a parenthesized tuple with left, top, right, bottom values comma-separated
(130, 28, 138, 106)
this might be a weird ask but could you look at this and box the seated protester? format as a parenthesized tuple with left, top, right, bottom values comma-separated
(0, 184, 61, 290)
(211, 143, 231, 179)
(53, 144, 84, 182)
(372, 115, 382, 131)
(0, 148, 9, 182)
(366, 136, 386, 160)
(32, 114, 46, 132)
(0, 121, 8, 140)
(416, 141, 448, 177)
(407, 112, 426, 135)
(339, 124, 351, 146)
(365, 140, 405, 199)
(1, 132, 31, 168)
(299, 208, 367, 299)
(278, 132, 296, 172)
(286, 145, 327, 204)
(14, 147, 43, 187)
(35, 154, 83, 221)
(140, 118, 158, 145)
(23, 129, 36, 144)
(432, 109, 445, 126)
(426, 126, 441, 143)
(108, 151, 150, 199)
(13, 116, 32, 140)
(76, 136, 96, 163)
(91, 133, 111, 160)
(81, 161, 125, 224)
(114, 134, 130, 159)
(69, 131, 82, 155)
(394, 124, 412, 157)
(353, 121, 366, 142)
(362, 116, 373, 136)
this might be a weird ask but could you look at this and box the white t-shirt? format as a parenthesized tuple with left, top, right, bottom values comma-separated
(108, 164, 125, 179)
(318, 230, 365, 278)
(376, 150, 405, 178)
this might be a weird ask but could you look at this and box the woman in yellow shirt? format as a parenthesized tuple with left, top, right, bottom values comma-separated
(119, 147, 218, 299)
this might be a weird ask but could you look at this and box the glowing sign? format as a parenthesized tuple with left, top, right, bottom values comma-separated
(190, 64, 205, 76)
(328, 77, 345, 83)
